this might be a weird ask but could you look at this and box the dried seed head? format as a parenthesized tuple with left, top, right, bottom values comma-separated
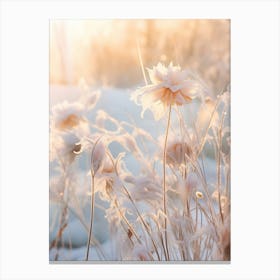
(72, 142, 82, 154)
(127, 229, 133, 239)
(166, 142, 192, 166)
(105, 179, 113, 196)
(196, 191, 204, 199)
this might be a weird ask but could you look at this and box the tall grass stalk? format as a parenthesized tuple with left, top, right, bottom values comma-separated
(85, 173, 95, 260)
(162, 104, 172, 260)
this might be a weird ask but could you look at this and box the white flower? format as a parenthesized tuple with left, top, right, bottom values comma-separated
(166, 139, 193, 167)
(50, 125, 89, 164)
(132, 244, 151, 261)
(51, 101, 85, 131)
(50, 100, 91, 163)
(131, 62, 199, 120)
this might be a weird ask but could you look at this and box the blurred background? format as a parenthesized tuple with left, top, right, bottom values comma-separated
(50, 19, 230, 93)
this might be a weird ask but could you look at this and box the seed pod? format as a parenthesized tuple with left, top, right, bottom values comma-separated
(196, 191, 204, 199)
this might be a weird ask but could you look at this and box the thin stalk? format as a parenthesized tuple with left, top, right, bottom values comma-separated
(217, 109, 226, 224)
(122, 185, 161, 260)
(163, 104, 172, 260)
(85, 136, 104, 261)
(178, 226, 186, 260)
(197, 95, 221, 158)
(136, 40, 148, 85)
(85, 174, 95, 261)
(114, 198, 142, 244)
(184, 151, 217, 225)
(195, 196, 198, 232)
(217, 144, 224, 224)
(51, 164, 69, 260)
(67, 201, 107, 260)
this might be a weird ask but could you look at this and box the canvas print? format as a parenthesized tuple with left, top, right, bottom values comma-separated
(49, 19, 230, 262)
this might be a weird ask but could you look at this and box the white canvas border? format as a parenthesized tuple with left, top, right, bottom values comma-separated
(0, 0, 279, 279)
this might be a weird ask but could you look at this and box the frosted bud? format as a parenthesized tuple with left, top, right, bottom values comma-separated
(91, 141, 105, 174)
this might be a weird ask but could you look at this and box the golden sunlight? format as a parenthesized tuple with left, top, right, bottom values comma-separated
(50, 19, 229, 91)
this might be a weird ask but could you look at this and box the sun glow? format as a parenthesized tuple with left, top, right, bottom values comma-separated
(50, 19, 229, 91)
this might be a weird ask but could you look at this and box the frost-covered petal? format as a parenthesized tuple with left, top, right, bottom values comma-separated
(175, 92, 192, 105)
(147, 63, 168, 84)
(131, 62, 199, 120)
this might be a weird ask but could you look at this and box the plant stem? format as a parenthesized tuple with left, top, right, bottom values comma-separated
(163, 104, 172, 260)
(122, 185, 161, 260)
(85, 174, 95, 261)
(113, 197, 142, 244)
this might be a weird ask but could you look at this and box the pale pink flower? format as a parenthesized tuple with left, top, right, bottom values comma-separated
(166, 140, 193, 167)
(132, 62, 199, 120)
(51, 101, 85, 131)
(50, 100, 91, 163)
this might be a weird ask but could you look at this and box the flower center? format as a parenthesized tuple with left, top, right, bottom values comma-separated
(58, 114, 80, 130)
